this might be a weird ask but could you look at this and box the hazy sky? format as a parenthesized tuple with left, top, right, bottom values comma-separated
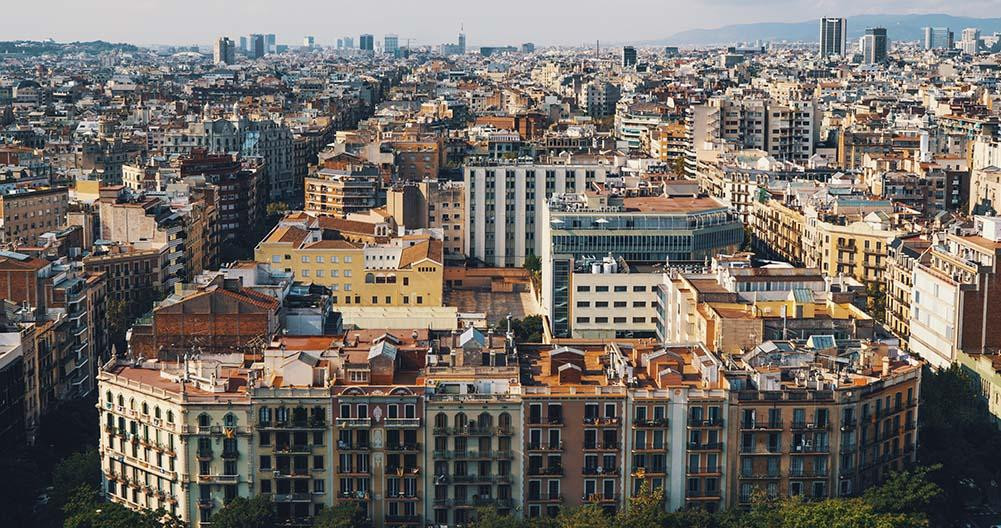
(0, 0, 997, 46)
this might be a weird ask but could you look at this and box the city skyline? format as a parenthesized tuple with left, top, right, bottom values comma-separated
(1, 1, 999, 47)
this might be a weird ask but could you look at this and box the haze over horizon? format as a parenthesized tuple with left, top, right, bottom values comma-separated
(2, 0, 1000, 47)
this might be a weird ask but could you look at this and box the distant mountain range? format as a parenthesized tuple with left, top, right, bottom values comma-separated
(644, 14, 1001, 47)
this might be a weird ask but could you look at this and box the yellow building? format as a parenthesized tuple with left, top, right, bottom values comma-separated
(255, 212, 444, 308)
(750, 196, 806, 265)
(803, 208, 903, 287)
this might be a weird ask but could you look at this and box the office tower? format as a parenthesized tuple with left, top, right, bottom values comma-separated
(458, 31, 467, 54)
(213, 37, 235, 65)
(239, 36, 247, 53)
(384, 34, 399, 56)
(923, 27, 954, 50)
(360, 34, 374, 54)
(960, 27, 981, 54)
(336, 38, 343, 49)
(303, 35, 315, 49)
(521, 42, 535, 53)
(861, 27, 888, 64)
(266, 33, 276, 53)
(248, 34, 265, 59)
(621, 45, 637, 67)
(819, 17, 847, 57)
(343, 36, 354, 49)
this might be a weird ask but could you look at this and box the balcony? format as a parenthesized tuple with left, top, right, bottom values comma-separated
(583, 442, 620, 451)
(687, 418, 724, 428)
(739, 471, 780, 480)
(584, 493, 618, 503)
(687, 442, 722, 451)
(633, 418, 669, 428)
(527, 442, 564, 452)
(384, 515, 422, 524)
(386, 443, 421, 453)
(790, 444, 830, 454)
(527, 493, 563, 503)
(583, 416, 620, 427)
(687, 465, 721, 475)
(222, 449, 239, 459)
(632, 466, 667, 477)
(275, 444, 312, 454)
(336, 467, 370, 476)
(527, 466, 564, 476)
(740, 420, 783, 431)
(790, 421, 829, 431)
(582, 466, 619, 476)
(384, 418, 421, 428)
(197, 448, 213, 460)
(631, 443, 665, 452)
(335, 417, 372, 428)
(337, 441, 370, 451)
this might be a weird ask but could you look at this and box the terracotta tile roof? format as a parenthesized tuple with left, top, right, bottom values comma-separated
(398, 239, 443, 268)
(316, 215, 378, 235)
(264, 226, 310, 246)
(304, 239, 358, 250)
(216, 287, 280, 311)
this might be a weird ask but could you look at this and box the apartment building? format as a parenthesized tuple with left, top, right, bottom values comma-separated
(255, 213, 443, 309)
(464, 157, 615, 267)
(0, 186, 69, 244)
(725, 340, 921, 507)
(657, 261, 871, 352)
(304, 165, 380, 217)
(646, 123, 688, 166)
(83, 242, 167, 315)
(802, 206, 904, 287)
(884, 236, 931, 344)
(179, 151, 264, 243)
(566, 256, 661, 339)
(541, 189, 743, 338)
(385, 181, 465, 262)
(750, 196, 806, 265)
(909, 216, 1001, 369)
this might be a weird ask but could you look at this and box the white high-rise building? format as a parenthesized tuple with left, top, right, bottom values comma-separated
(960, 27, 981, 54)
(464, 160, 615, 267)
(923, 27, 953, 50)
(303, 35, 315, 49)
(384, 34, 399, 56)
(213, 37, 235, 65)
(861, 27, 889, 64)
(819, 17, 847, 57)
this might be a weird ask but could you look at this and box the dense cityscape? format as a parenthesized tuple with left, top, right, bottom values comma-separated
(2, 8, 1001, 528)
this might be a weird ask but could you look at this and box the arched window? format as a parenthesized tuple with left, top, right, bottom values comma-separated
(224, 413, 237, 427)
(105, 391, 112, 404)
(117, 395, 124, 407)
(167, 410, 174, 423)
(434, 413, 448, 429)
(365, 273, 375, 284)
(499, 412, 512, 429)
(154, 407, 161, 419)
(455, 413, 468, 430)
(198, 413, 210, 427)
(259, 407, 272, 425)
(142, 402, 149, 415)
(477, 412, 493, 429)
(129, 398, 135, 410)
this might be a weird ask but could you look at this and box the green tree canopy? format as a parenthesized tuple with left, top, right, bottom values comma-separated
(209, 496, 276, 528)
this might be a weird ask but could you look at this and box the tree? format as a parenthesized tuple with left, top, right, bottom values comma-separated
(862, 466, 942, 523)
(265, 201, 289, 219)
(0, 451, 43, 528)
(471, 507, 528, 528)
(62, 485, 182, 528)
(209, 496, 276, 528)
(500, 315, 543, 343)
(523, 254, 541, 274)
(617, 483, 667, 528)
(51, 449, 101, 512)
(553, 503, 607, 528)
(671, 156, 686, 178)
(865, 282, 886, 323)
(314, 503, 372, 528)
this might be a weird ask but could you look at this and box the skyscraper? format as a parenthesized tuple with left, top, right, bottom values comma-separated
(265, 34, 276, 54)
(384, 34, 399, 56)
(458, 31, 467, 54)
(621, 46, 637, 68)
(923, 27, 954, 50)
(239, 36, 247, 53)
(303, 36, 315, 49)
(359, 34, 374, 54)
(213, 37, 235, 65)
(861, 27, 889, 64)
(342, 36, 354, 49)
(960, 27, 981, 55)
(249, 34, 265, 59)
(819, 17, 847, 57)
